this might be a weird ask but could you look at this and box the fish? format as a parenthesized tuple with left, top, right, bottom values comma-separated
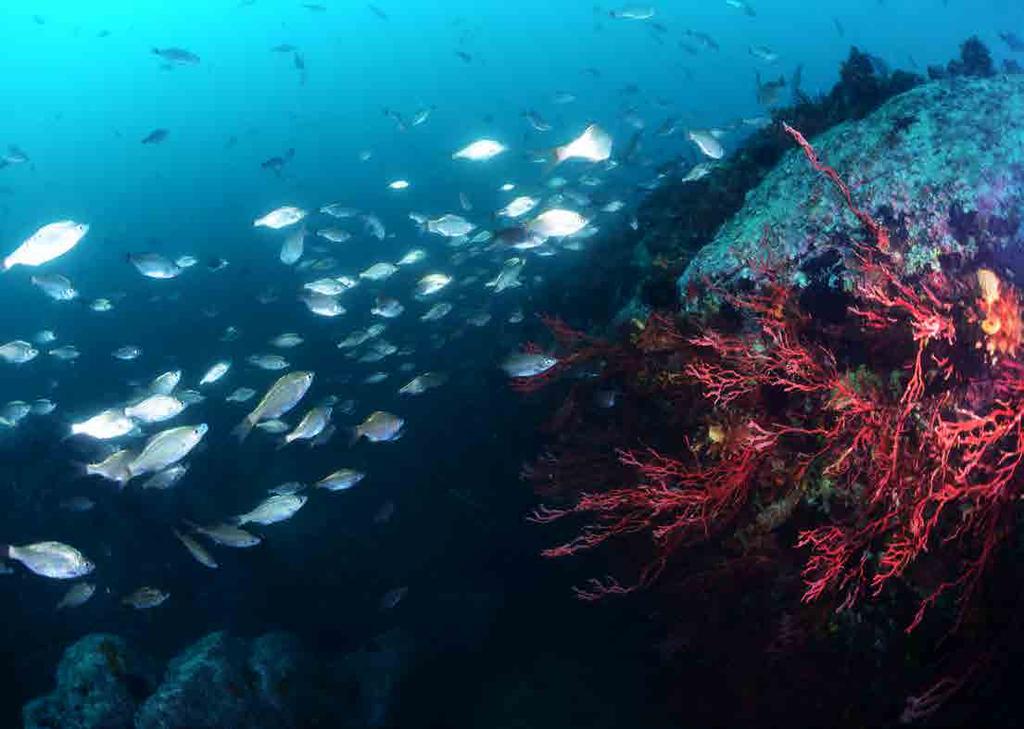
(302, 293, 346, 317)
(424, 214, 475, 238)
(388, 179, 410, 190)
(320, 203, 359, 219)
(123, 587, 169, 609)
(32, 398, 57, 415)
(749, 45, 779, 63)
(315, 468, 365, 491)
(233, 371, 314, 441)
(271, 44, 298, 53)
(397, 249, 427, 266)
(501, 352, 559, 378)
(398, 372, 448, 395)
(315, 228, 351, 244)
(254, 206, 306, 229)
(71, 409, 136, 439)
(363, 214, 386, 240)
(248, 354, 290, 370)
(185, 521, 261, 548)
(688, 130, 725, 160)
(609, 6, 655, 20)
(127, 424, 207, 478)
(420, 302, 452, 321)
(684, 29, 720, 51)
(141, 464, 189, 490)
(755, 72, 786, 106)
(455, 50, 473, 64)
(371, 296, 404, 318)
(3, 220, 89, 270)
(261, 148, 295, 175)
(411, 106, 433, 126)
(128, 252, 182, 279)
(553, 124, 612, 164)
(48, 345, 80, 361)
(234, 494, 307, 525)
(380, 586, 408, 610)
(280, 227, 305, 265)
(31, 273, 78, 301)
(268, 481, 307, 496)
(368, 4, 389, 20)
(199, 361, 231, 385)
(523, 110, 552, 132)
(360, 262, 399, 281)
(256, 419, 290, 434)
(486, 257, 526, 293)
(56, 582, 96, 610)
(112, 345, 142, 361)
(281, 405, 332, 445)
(527, 209, 589, 239)
(452, 139, 506, 161)
(494, 226, 546, 250)
(226, 387, 257, 403)
(725, 0, 756, 16)
(33, 330, 57, 344)
(151, 370, 182, 395)
(4, 542, 94, 579)
(270, 333, 304, 348)
(173, 528, 217, 568)
(682, 162, 715, 183)
(0, 144, 30, 167)
(151, 47, 200, 64)
(141, 129, 169, 145)
(415, 273, 452, 297)
(352, 411, 404, 443)
(124, 394, 185, 423)
(383, 107, 408, 132)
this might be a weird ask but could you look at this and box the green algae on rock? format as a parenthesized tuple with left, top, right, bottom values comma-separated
(678, 75, 1024, 299)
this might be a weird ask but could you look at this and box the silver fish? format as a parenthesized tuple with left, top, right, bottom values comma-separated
(5, 541, 94, 579)
(127, 424, 208, 478)
(233, 371, 314, 441)
(234, 494, 307, 525)
(173, 528, 217, 568)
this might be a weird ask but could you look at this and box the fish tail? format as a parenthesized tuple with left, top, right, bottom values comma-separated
(232, 416, 255, 442)
(347, 426, 362, 447)
(275, 436, 291, 451)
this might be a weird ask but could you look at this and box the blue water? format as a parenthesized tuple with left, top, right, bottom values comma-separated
(2, 1, 1023, 726)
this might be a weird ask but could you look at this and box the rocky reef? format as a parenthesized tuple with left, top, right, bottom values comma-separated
(678, 73, 1024, 299)
(23, 629, 413, 729)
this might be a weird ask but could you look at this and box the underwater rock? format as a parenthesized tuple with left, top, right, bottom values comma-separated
(678, 75, 1024, 299)
(334, 629, 416, 728)
(134, 632, 256, 729)
(22, 633, 157, 729)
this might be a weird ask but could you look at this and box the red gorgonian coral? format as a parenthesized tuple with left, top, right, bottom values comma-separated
(523, 123, 1024, 721)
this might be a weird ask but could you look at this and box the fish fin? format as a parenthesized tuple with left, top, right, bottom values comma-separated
(231, 416, 255, 442)
(347, 427, 361, 447)
(274, 437, 290, 451)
